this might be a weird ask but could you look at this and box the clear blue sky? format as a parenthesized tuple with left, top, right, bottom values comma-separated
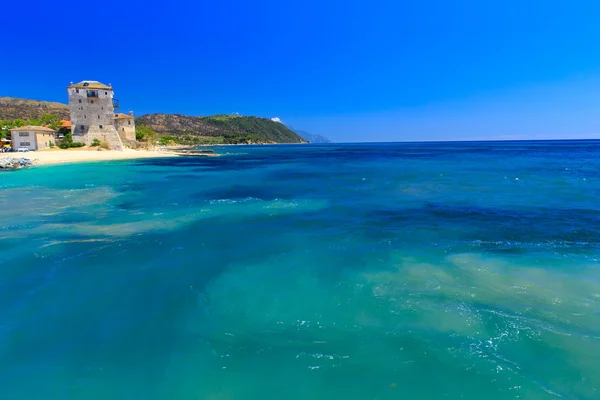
(3, 0, 600, 142)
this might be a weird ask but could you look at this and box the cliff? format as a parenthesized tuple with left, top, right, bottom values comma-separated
(0, 97, 70, 120)
(135, 114, 307, 144)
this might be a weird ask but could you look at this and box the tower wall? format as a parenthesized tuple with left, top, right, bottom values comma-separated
(67, 85, 124, 150)
(115, 116, 136, 142)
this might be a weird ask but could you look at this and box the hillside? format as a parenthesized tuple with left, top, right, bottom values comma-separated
(136, 114, 306, 144)
(289, 127, 332, 143)
(0, 97, 307, 144)
(0, 97, 70, 120)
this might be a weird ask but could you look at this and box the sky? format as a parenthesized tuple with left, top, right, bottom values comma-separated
(2, 0, 600, 142)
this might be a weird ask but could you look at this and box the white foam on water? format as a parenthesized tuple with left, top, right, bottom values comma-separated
(364, 251, 600, 398)
(0, 186, 117, 219)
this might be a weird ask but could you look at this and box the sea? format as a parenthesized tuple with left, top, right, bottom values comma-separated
(0, 141, 599, 399)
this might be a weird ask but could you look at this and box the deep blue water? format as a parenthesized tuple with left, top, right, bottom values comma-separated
(1, 141, 600, 399)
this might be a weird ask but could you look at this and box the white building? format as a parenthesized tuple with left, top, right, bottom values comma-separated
(10, 126, 56, 151)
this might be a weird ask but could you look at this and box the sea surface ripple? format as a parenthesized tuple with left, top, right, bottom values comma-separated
(0, 141, 599, 399)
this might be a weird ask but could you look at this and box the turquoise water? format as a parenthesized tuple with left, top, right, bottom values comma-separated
(1, 142, 599, 399)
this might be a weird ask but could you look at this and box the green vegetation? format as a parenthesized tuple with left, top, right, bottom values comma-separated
(0, 113, 62, 139)
(221, 133, 264, 144)
(177, 135, 226, 145)
(204, 114, 242, 122)
(59, 132, 73, 149)
(59, 132, 85, 149)
(136, 126, 159, 142)
(91, 138, 101, 147)
(158, 135, 180, 146)
(137, 127, 185, 148)
(37, 114, 62, 130)
(135, 114, 306, 144)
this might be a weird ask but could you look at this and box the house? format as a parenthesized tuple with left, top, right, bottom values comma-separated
(56, 120, 72, 139)
(10, 126, 56, 151)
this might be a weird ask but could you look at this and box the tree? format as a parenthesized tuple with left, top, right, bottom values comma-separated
(38, 114, 62, 130)
(136, 126, 159, 142)
(0, 119, 26, 139)
(158, 135, 180, 146)
(0, 114, 64, 139)
(59, 132, 74, 149)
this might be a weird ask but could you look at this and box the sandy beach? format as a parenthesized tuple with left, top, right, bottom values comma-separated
(0, 148, 180, 166)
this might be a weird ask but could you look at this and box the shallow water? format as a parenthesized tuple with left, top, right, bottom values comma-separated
(1, 142, 599, 399)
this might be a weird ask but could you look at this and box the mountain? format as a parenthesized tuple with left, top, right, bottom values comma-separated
(0, 97, 70, 120)
(289, 127, 332, 143)
(135, 114, 307, 144)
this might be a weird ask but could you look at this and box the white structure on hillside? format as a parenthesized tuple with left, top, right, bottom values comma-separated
(10, 126, 56, 151)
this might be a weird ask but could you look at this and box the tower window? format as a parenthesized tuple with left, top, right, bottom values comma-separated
(84, 115, 86, 118)
(79, 99, 82, 103)
(81, 125, 84, 130)
(98, 115, 100, 119)
(105, 92, 108, 95)
(90, 100, 94, 104)
(76, 89, 79, 93)
(99, 125, 103, 129)
(128, 120, 131, 125)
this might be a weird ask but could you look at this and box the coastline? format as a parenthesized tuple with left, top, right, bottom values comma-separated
(0, 148, 212, 167)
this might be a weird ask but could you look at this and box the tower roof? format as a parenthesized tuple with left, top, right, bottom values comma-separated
(68, 80, 112, 90)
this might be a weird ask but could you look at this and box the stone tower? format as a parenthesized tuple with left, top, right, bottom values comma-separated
(115, 111, 136, 142)
(67, 80, 124, 150)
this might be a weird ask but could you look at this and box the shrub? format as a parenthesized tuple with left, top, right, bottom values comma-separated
(58, 131, 85, 148)
(91, 138, 101, 147)
(136, 126, 158, 142)
(59, 132, 74, 149)
(99, 141, 110, 150)
(158, 135, 180, 146)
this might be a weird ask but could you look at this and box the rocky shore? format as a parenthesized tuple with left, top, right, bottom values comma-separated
(0, 157, 33, 170)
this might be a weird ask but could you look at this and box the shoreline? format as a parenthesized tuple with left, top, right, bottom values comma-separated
(0, 148, 216, 167)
